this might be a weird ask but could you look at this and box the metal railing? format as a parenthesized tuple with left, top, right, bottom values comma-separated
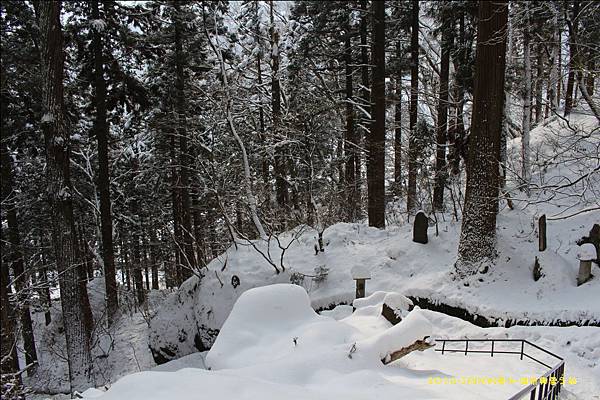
(435, 339, 564, 400)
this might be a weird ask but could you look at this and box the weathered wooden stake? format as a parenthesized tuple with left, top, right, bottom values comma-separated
(539, 214, 546, 251)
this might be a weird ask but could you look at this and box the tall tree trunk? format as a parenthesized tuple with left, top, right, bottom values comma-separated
(548, 8, 560, 113)
(534, 42, 544, 123)
(586, 59, 595, 96)
(394, 77, 402, 195)
(132, 234, 144, 306)
(270, 0, 287, 208)
(344, 24, 358, 222)
(521, 6, 531, 194)
(456, 0, 508, 276)
(1, 245, 20, 378)
(367, 0, 386, 228)
(433, 24, 451, 211)
(150, 231, 159, 290)
(564, 1, 579, 117)
(255, 2, 269, 185)
(38, 1, 92, 389)
(357, 0, 369, 215)
(407, 0, 419, 214)
(39, 242, 52, 325)
(91, 0, 118, 325)
(1, 144, 38, 368)
(174, 4, 195, 280)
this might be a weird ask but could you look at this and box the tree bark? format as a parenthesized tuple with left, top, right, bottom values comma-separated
(38, 1, 92, 389)
(407, 0, 419, 214)
(521, 6, 531, 194)
(344, 24, 358, 222)
(270, 0, 287, 208)
(367, 0, 386, 229)
(433, 24, 451, 211)
(357, 0, 369, 215)
(1, 247, 20, 378)
(564, 1, 579, 117)
(1, 144, 38, 368)
(174, 4, 196, 280)
(91, 0, 118, 325)
(456, 0, 508, 276)
(394, 77, 402, 195)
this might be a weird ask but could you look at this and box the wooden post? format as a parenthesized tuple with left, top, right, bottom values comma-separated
(351, 266, 371, 300)
(355, 278, 366, 299)
(539, 214, 546, 251)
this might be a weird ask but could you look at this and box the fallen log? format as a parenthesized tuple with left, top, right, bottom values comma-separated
(382, 338, 434, 365)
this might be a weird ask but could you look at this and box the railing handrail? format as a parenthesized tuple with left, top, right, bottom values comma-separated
(434, 338, 565, 400)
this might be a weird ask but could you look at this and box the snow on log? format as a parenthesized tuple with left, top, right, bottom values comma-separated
(359, 306, 434, 364)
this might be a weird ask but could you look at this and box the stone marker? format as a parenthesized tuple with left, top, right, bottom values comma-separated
(577, 243, 596, 286)
(539, 214, 546, 251)
(351, 265, 371, 299)
(413, 211, 428, 244)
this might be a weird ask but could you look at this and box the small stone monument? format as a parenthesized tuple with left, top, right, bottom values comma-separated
(413, 211, 428, 244)
(577, 243, 596, 286)
(538, 214, 546, 252)
(351, 265, 371, 299)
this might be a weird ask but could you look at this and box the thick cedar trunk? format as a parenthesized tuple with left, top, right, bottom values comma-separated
(433, 25, 451, 211)
(38, 1, 92, 389)
(367, 0, 386, 228)
(564, 1, 579, 117)
(91, 0, 118, 325)
(174, 5, 195, 280)
(407, 0, 419, 214)
(1, 144, 38, 367)
(456, 0, 508, 276)
(271, 0, 287, 208)
(345, 27, 358, 222)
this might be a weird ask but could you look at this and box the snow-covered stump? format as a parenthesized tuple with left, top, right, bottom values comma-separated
(577, 243, 596, 286)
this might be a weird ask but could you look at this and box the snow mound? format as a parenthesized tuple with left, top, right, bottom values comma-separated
(206, 284, 322, 369)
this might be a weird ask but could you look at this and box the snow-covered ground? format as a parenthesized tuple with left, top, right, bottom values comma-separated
(85, 284, 599, 400)
(28, 114, 599, 399)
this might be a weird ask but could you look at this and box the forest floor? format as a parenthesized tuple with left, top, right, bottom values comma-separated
(27, 114, 599, 399)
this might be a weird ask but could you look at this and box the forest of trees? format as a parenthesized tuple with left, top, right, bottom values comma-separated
(1, 0, 599, 395)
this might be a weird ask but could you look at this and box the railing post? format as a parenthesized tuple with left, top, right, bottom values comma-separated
(465, 340, 468, 356)
(441, 341, 445, 355)
(491, 341, 494, 357)
(520, 341, 524, 360)
(529, 386, 536, 400)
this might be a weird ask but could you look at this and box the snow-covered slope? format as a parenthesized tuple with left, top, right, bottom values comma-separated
(95, 284, 600, 400)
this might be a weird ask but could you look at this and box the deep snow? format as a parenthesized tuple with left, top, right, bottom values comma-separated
(88, 284, 598, 400)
